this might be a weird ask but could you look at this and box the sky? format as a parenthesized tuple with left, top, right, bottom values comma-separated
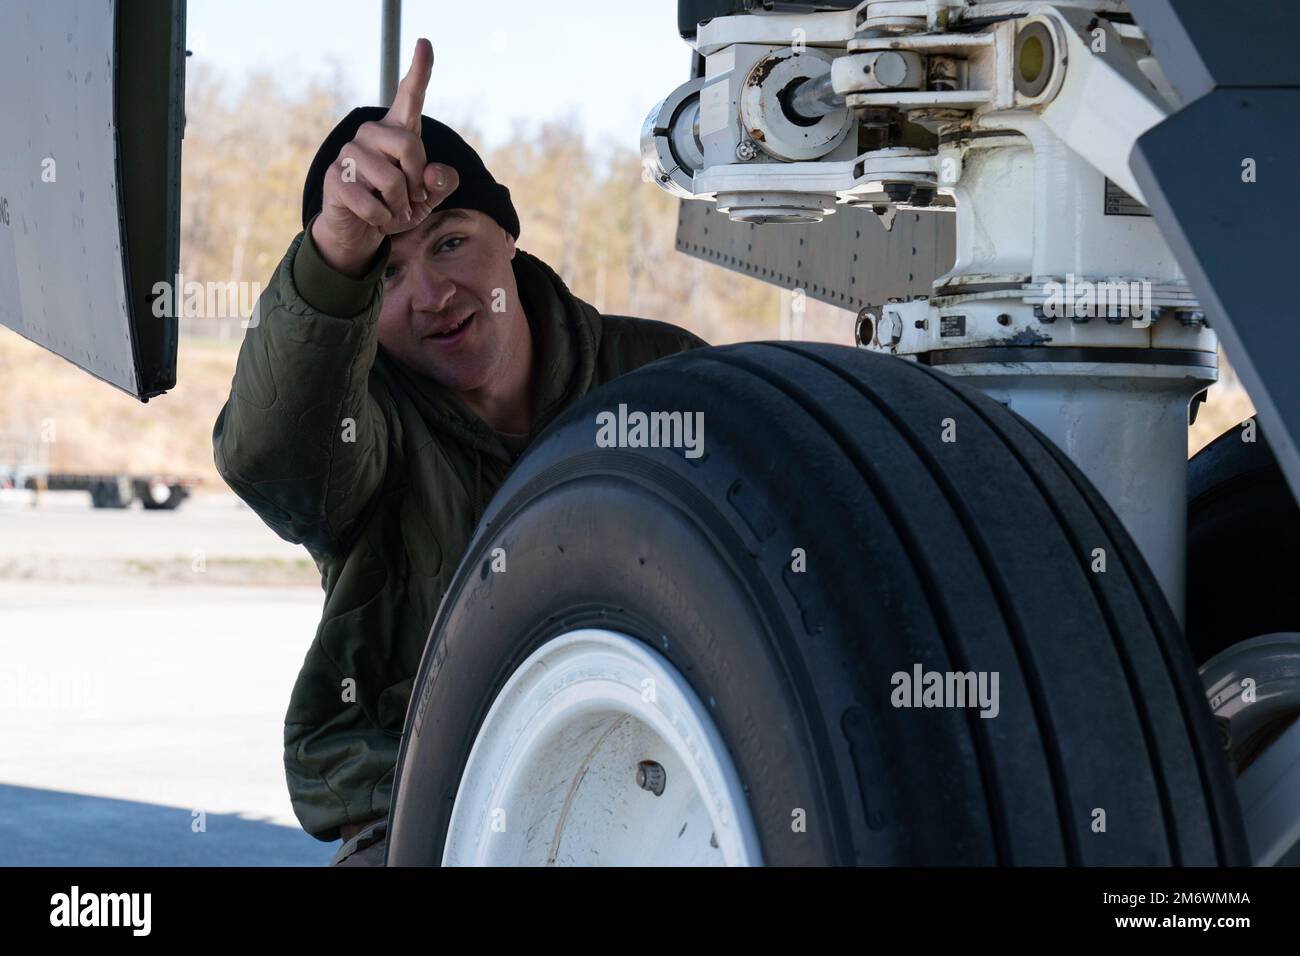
(186, 0, 696, 153)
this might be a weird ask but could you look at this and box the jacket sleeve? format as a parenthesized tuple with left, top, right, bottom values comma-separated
(213, 222, 394, 559)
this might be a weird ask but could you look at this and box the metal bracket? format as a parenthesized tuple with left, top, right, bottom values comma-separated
(675, 199, 954, 312)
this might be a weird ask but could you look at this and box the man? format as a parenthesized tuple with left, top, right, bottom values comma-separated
(212, 39, 706, 866)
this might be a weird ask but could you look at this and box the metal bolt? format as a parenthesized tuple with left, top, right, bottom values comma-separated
(636, 760, 667, 796)
(735, 139, 758, 162)
(874, 50, 914, 88)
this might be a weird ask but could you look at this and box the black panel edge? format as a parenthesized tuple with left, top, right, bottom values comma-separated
(114, 0, 185, 401)
(919, 347, 1217, 368)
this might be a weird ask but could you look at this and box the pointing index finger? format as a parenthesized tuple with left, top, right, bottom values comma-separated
(385, 38, 433, 132)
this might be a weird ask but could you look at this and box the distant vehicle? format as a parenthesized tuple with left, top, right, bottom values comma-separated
(27, 472, 200, 510)
(0, 431, 198, 510)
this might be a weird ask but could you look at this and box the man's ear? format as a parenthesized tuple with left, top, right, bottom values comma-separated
(503, 227, 516, 259)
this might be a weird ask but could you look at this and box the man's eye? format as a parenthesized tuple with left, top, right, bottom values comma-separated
(382, 265, 400, 282)
(437, 236, 466, 253)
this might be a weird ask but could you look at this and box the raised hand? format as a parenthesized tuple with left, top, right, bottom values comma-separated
(311, 38, 461, 277)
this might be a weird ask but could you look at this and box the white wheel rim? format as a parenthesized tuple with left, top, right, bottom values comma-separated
(443, 629, 762, 866)
(1202, 632, 1300, 865)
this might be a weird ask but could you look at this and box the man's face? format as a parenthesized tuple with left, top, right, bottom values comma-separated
(377, 208, 525, 393)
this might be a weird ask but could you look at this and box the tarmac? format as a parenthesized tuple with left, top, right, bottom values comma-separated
(0, 491, 339, 866)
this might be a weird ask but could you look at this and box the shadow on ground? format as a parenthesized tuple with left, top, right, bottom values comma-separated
(0, 784, 336, 866)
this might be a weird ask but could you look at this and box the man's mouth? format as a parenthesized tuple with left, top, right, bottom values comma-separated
(425, 311, 476, 342)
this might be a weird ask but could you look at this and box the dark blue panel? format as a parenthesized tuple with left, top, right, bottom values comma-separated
(1131, 88, 1300, 502)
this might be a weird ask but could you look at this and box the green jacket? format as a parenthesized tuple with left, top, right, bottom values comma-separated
(213, 223, 706, 841)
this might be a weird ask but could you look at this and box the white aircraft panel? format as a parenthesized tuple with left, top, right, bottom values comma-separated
(0, 0, 137, 394)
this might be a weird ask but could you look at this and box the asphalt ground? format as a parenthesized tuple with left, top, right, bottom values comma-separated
(0, 491, 337, 865)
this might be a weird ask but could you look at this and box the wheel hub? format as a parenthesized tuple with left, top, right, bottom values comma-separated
(442, 629, 762, 866)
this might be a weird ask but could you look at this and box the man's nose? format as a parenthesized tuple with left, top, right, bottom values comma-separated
(409, 264, 457, 314)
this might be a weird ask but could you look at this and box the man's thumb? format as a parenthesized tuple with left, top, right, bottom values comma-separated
(425, 163, 458, 197)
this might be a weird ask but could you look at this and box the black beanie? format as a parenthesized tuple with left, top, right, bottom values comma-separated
(301, 106, 520, 239)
